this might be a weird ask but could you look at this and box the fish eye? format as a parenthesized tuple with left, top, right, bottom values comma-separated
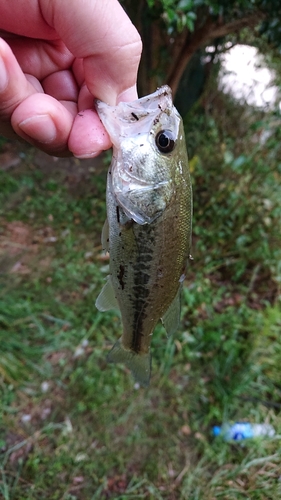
(155, 130, 175, 153)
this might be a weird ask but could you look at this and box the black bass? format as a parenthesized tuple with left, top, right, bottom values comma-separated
(95, 85, 192, 387)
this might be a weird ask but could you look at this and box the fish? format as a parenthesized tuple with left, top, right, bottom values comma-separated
(95, 85, 192, 387)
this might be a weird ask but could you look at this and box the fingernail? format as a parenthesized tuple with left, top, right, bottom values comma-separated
(117, 85, 138, 104)
(0, 57, 8, 91)
(73, 151, 101, 159)
(18, 115, 57, 144)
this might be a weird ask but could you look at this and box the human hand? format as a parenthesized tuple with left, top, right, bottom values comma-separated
(0, 0, 142, 157)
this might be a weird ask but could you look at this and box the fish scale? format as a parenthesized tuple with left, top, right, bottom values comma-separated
(95, 86, 192, 386)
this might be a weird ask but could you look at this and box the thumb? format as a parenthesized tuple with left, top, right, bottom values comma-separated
(41, 0, 142, 105)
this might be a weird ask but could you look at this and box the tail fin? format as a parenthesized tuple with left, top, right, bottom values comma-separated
(107, 339, 151, 387)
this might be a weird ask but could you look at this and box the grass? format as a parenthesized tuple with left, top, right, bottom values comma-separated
(0, 90, 281, 499)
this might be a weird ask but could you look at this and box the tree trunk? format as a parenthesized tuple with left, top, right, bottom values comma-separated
(122, 1, 263, 98)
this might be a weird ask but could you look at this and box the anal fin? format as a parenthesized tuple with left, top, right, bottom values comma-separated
(95, 276, 119, 312)
(107, 339, 151, 387)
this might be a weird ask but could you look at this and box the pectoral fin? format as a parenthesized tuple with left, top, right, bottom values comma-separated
(107, 339, 151, 387)
(161, 287, 181, 337)
(101, 218, 109, 252)
(95, 276, 119, 312)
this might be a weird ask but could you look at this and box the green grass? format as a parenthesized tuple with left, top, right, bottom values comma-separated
(0, 91, 281, 499)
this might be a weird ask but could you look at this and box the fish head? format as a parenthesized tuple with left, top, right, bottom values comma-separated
(96, 86, 188, 224)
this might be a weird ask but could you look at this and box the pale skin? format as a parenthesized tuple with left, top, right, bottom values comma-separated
(0, 0, 142, 157)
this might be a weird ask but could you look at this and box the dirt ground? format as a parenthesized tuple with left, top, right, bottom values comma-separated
(0, 139, 106, 275)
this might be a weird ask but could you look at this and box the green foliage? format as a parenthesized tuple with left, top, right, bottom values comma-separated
(137, 0, 262, 35)
(153, 0, 198, 32)
(185, 94, 281, 290)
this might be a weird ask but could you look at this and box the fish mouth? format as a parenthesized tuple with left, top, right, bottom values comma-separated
(116, 85, 173, 119)
(95, 85, 172, 116)
(95, 86, 174, 146)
